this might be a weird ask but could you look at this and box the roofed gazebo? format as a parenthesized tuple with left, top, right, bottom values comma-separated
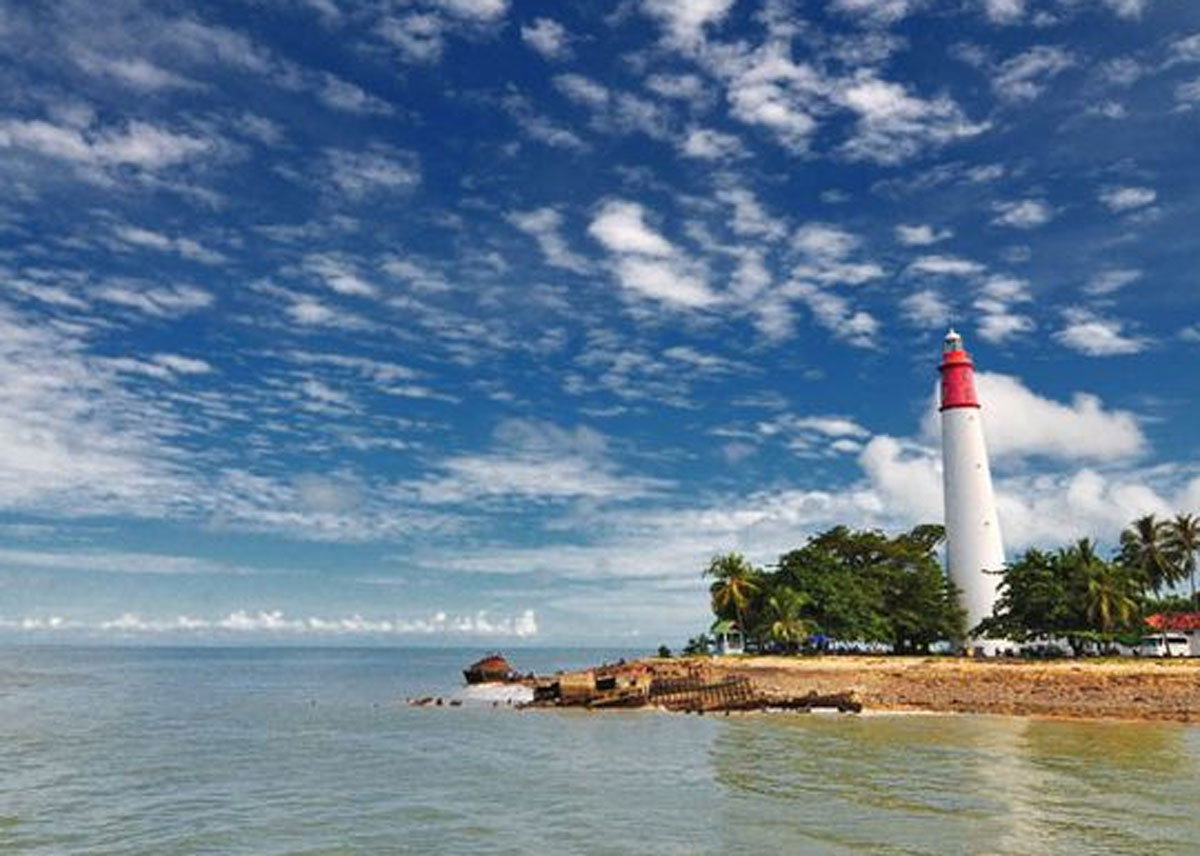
(710, 619, 745, 655)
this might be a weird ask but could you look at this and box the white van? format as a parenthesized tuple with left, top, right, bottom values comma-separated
(1137, 635, 1192, 657)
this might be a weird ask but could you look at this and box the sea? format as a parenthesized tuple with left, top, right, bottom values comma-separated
(1, 646, 1198, 855)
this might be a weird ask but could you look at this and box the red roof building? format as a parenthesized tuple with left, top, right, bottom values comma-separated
(1145, 613, 1200, 632)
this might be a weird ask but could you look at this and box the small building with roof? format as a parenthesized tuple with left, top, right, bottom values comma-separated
(1141, 613, 1200, 657)
(710, 619, 745, 655)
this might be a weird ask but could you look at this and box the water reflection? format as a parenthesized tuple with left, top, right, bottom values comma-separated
(710, 713, 1198, 856)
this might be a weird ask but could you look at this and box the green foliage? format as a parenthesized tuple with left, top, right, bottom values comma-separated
(697, 512, 1200, 657)
(703, 525, 965, 654)
(760, 587, 810, 653)
(656, 645, 672, 659)
(682, 635, 709, 656)
(977, 539, 1147, 654)
(1145, 593, 1198, 614)
(1165, 513, 1200, 601)
(1119, 515, 1185, 595)
(704, 552, 762, 634)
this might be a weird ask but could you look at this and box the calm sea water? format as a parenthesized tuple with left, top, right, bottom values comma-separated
(1, 646, 1197, 855)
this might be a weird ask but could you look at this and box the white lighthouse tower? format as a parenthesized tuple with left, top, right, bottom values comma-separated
(939, 329, 1005, 652)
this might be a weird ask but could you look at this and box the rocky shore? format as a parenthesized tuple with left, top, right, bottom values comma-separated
(696, 655, 1200, 723)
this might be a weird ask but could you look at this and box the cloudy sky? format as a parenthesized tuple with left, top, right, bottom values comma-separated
(1, 0, 1198, 644)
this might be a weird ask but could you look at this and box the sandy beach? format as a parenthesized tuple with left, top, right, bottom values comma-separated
(633, 655, 1200, 723)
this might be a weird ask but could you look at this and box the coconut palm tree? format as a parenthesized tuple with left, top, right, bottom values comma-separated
(1072, 539, 1139, 640)
(1165, 513, 1200, 604)
(704, 553, 761, 639)
(1119, 515, 1183, 595)
(763, 588, 811, 654)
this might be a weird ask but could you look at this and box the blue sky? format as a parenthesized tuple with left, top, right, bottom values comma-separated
(1, 0, 1198, 645)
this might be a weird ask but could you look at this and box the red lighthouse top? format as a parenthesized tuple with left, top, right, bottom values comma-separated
(939, 329, 980, 411)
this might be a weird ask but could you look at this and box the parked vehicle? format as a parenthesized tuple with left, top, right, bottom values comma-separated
(1137, 635, 1192, 657)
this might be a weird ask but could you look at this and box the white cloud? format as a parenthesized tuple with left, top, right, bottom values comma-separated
(610, 256, 719, 308)
(508, 207, 590, 273)
(718, 186, 786, 241)
(77, 54, 199, 91)
(376, 0, 507, 62)
(554, 74, 670, 140)
(646, 73, 710, 101)
(0, 118, 214, 171)
(1086, 100, 1128, 120)
(785, 281, 881, 346)
(555, 72, 609, 109)
(114, 225, 226, 264)
(1055, 308, 1147, 356)
(680, 127, 745, 160)
(907, 254, 985, 277)
(992, 199, 1053, 229)
(94, 280, 214, 317)
(1098, 185, 1156, 212)
(972, 275, 1034, 343)
(316, 74, 394, 115)
(723, 43, 824, 153)
(418, 419, 665, 503)
(152, 354, 212, 375)
(976, 311, 1034, 343)
(831, 0, 922, 25)
(641, 0, 735, 46)
(432, 0, 508, 21)
(1168, 32, 1200, 65)
(901, 288, 951, 327)
(503, 93, 588, 150)
(521, 17, 570, 59)
(377, 13, 446, 63)
(589, 200, 674, 256)
(1, 609, 538, 638)
(859, 436, 944, 522)
(992, 46, 1074, 102)
(792, 223, 858, 260)
(895, 224, 952, 246)
(1176, 78, 1200, 109)
(0, 305, 188, 516)
(303, 254, 379, 298)
(837, 75, 988, 164)
(588, 200, 718, 309)
(324, 146, 420, 198)
(982, 0, 1025, 24)
(1085, 268, 1141, 296)
(758, 413, 871, 456)
(919, 371, 1145, 462)
(1098, 0, 1148, 19)
(790, 223, 884, 286)
(860, 435, 1193, 553)
(0, 547, 237, 575)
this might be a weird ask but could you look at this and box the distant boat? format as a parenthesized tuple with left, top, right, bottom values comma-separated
(463, 654, 516, 684)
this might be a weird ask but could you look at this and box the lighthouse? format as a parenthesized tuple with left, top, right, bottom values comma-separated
(939, 329, 1005, 651)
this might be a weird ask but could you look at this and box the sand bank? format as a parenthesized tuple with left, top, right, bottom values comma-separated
(693, 655, 1200, 723)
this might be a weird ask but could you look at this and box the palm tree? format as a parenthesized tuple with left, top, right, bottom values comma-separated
(704, 553, 761, 639)
(1119, 515, 1181, 595)
(1084, 561, 1139, 637)
(763, 588, 811, 654)
(1065, 539, 1138, 648)
(1165, 513, 1200, 604)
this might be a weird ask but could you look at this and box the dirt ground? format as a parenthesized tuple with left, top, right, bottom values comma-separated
(640, 655, 1200, 722)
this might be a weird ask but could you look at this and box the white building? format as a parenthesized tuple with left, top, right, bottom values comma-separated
(938, 330, 1006, 653)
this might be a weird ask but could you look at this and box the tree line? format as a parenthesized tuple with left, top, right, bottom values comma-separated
(697, 513, 1199, 655)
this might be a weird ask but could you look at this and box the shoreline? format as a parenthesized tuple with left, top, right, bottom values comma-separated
(500, 654, 1200, 723)
(695, 655, 1200, 723)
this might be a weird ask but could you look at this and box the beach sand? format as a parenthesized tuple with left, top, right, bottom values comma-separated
(640, 655, 1200, 723)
